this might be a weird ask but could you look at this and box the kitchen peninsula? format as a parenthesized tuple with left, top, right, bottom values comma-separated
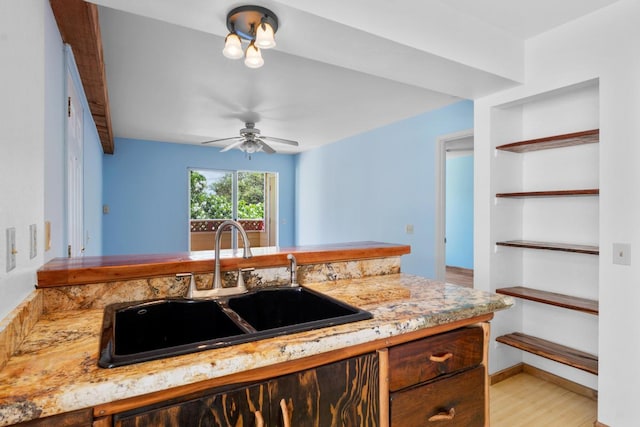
(0, 242, 511, 426)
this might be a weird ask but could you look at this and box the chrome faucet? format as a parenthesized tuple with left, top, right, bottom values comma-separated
(213, 220, 253, 290)
(180, 220, 253, 299)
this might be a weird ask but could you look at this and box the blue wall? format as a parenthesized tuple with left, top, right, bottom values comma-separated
(446, 155, 473, 268)
(295, 100, 473, 278)
(102, 139, 296, 255)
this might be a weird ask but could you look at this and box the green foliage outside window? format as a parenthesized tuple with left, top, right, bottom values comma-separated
(190, 171, 265, 220)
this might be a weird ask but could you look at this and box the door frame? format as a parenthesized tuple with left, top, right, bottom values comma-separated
(434, 129, 474, 281)
(65, 45, 85, 257)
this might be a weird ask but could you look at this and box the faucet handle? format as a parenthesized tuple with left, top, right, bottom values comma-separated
(236, 269, 245, 291)
(286, 254, 298, 287)
(236, 268, 254, 292)
(176, 273, 197, 299)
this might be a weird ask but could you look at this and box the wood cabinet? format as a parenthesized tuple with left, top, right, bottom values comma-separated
(269, 354, 378, 426)
(112, 353, 379, 427)
(107, 326, 489, 427)
(390, 366, 485, 427)
(114, 383, 268, 427)
(13, 409, 93, 427)
(386, 325, 487, 427)
(14, 323, 490, 427)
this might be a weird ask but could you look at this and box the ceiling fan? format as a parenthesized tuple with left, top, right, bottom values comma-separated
(202, 122, 299, 156)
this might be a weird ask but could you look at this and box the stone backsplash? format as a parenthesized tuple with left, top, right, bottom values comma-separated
(39, 256, 401, 313)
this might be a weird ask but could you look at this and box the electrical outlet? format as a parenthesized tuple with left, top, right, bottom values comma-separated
(405, 224, 414, 235)
(6, 227, 16, 272)
(29, 224, 37, 259)
(613, 243, 631, 265)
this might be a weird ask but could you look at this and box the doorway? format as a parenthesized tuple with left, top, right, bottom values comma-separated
(435, 130, 474, 285)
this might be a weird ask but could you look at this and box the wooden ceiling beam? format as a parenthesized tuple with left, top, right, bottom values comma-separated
(50, 0, 114, 154)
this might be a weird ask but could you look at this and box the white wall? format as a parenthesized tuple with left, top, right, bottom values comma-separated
(476, 0, 640, 424)
(0, 0, 101, 319)
(44, 1, 66, 261)
(0, 0, 47, 319)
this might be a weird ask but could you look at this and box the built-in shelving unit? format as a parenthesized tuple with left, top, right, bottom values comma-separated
(496, 333, 598, 375)
(495, 129, 599, 153)
(495, 240, 599, 255)
(496, 286, 598, 315)
(494, 122, 600, 381)
(496, 189, 599, 198)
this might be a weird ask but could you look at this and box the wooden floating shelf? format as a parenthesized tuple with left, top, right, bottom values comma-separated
(496, 240, 599, 255)
(496, 129, 599, 153)
(496, 332, 598, 375)
(496, 286, 598, 315)
(496, 189, 599, 198)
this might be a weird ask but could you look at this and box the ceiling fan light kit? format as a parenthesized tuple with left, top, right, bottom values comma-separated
(244, 41, 264, 68)
(202, 122, 299, 157)
(223, 5, 278, 69)
(222, 33, 243, 59)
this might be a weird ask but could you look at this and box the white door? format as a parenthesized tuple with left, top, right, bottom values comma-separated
(66, 71, 84, 257)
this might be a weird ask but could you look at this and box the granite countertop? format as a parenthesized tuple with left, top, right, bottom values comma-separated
(0, 274, 512, 425)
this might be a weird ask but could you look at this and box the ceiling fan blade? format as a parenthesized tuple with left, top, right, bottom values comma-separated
(201, 136, 242, 145)
(259, 140, 276, 154)
(261, 135, 299, 146)
(220, 139, 246, 152)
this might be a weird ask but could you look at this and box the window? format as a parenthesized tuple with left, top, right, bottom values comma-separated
(189, 169, 278, 250)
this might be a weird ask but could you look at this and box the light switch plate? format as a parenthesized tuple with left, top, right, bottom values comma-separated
(29, 224, 37, 259)
(6, 227, 16, 272)
(405, 224, 414, 235)
(613, 243, 631, 265)
(45, 221, 51, 251)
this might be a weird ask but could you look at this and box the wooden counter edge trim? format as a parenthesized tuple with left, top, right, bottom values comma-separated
(377, 348, 390, 427)
(481, 322, 490, 427)
(92, 313, 493, 417)
(38, 244, 411, 287)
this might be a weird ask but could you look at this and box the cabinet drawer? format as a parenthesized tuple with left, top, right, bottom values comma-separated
(390, 365, 485, 427)
(388, 326, 483, 391)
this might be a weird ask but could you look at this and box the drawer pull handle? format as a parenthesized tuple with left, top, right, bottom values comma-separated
(428, 407, 456, 422)
(429, 352, 453, 363)
(280, 398, 291, 427)
(254, 410, 264, 427)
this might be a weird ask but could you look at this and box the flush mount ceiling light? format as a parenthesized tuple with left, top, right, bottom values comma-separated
(222, 5, 278, 69)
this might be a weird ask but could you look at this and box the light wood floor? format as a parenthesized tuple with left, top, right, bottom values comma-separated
(491, 373, 597, 426)
(445, 265, 473, 288)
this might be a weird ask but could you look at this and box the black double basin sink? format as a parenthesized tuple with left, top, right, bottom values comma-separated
(98, 287, 371, 368)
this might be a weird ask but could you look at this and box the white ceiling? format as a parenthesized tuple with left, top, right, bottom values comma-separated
(90, 0, 619, 153)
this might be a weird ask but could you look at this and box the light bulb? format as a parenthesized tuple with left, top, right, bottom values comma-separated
(255, 22, 276, 49)
(244, 41, 264, 68)
(222, 33, 243, 59)
(243, 141, 258, 153)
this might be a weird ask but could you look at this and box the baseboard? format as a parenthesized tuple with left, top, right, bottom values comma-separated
(594, 422, 609, 427)
(490, 363, 597, 401)
(489, 362, 524, 385)
(445, 266, 473, 275)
